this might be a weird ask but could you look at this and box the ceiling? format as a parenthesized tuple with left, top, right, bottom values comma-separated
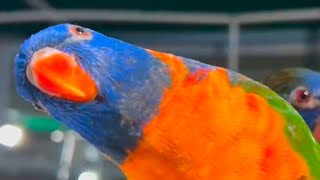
(2, 0, 320, 12)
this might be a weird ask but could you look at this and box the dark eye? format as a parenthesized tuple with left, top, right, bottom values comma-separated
(75, 27, 85, 34)
(69, 26, 92, 40)
(33, 103, 44, 112)
(296, 90, 310, 103)
(95, 95, 104, 102)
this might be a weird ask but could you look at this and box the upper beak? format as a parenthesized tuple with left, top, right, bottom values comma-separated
(26, 47, 98, 103)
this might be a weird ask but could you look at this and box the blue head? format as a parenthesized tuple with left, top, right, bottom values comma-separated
(14, 23, 170, 163)
(263, 68, 320, 141)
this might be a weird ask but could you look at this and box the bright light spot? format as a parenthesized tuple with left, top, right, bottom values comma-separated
(50, 130, 64, 143)
(78, 171, 98, 180)
(84, 145, 99, 162)
(0, 124, 23, 147)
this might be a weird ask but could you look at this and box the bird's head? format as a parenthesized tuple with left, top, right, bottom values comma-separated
(263, 67, 320, 141)
(14, 23, 169, 162)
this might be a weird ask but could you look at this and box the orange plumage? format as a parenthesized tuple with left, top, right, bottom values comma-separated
(120, 50, 309, 180)
(16, 24, 320, 180)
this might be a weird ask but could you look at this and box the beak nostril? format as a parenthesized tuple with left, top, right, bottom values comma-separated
(32, 47, 61, 60)
(35, 49, 46, 57)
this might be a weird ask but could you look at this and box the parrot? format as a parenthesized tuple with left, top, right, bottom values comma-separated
(263, 68, 320, 142)
(14, 24, 320, 180)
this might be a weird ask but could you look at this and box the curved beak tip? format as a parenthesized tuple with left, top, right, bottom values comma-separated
(26, 47, 98, 102)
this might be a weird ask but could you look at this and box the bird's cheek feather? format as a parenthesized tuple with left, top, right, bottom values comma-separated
(26, 47, 98, 103)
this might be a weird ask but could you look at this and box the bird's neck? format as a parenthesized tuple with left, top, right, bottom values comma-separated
(93, 49, 192, 163)
(61, 49, 175, 163)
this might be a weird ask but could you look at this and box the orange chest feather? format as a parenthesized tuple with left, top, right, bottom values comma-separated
(120, 51, 310, 180)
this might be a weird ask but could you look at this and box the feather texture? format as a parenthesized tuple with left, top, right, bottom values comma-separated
(14, 24, 320, 179)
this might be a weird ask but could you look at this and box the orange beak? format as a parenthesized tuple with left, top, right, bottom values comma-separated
(26, 47, 98, 103)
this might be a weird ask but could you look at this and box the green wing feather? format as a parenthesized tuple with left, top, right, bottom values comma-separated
(230, 71, 320, 179)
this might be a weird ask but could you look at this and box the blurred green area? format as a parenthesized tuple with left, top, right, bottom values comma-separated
(18, 116, 66, 132)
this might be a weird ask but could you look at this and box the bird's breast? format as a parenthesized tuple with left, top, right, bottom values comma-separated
(119, 51, 310, 180)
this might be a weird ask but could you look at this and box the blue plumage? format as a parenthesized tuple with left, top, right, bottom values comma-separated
(302, 72, 320, 97)
(299, 109, 320, 131)
(14, 23, 171, 163)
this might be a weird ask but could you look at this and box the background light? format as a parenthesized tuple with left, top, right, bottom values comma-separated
(78, 171, 98, 180)
(84, 145, 100, 162)
(50, 130, 64, 143)
(0, 124, 23, 147)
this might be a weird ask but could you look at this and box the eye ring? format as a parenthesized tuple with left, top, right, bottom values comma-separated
(289, 86, 311, 106)
(33, 103, 44, 112)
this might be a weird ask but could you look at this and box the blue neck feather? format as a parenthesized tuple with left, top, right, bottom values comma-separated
(298, 109, 320, 131)
(16, 29, 171, 163)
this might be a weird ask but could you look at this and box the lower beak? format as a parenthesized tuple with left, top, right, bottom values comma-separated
(26, 47, 98, 103)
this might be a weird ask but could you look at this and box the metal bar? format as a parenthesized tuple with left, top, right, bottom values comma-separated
(0, 42, 11, 124)
(227, 21, 240, 71)
(0, 8, 319, 25)
(57, 131, 76, 180)
(0, 10, 230, 25)
(237, 8, 320, 24)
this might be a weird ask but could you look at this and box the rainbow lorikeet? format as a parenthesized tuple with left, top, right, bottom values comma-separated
(14, 24, 320, 179)
(263, 68, 320, 142)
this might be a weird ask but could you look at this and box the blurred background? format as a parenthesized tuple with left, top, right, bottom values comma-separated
(0, 0, 320, 179)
